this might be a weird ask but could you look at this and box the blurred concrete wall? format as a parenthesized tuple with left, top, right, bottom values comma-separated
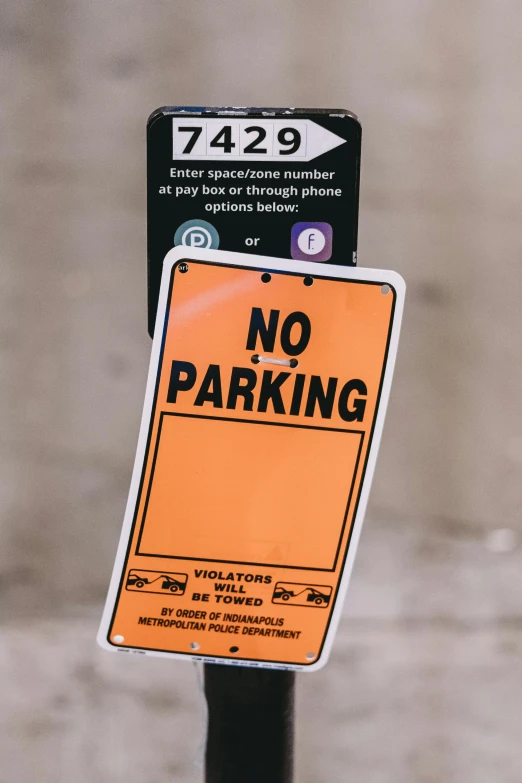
(2, 1, 522, 781)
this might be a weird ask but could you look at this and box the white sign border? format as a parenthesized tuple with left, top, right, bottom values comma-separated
(98, 247, 406, 672)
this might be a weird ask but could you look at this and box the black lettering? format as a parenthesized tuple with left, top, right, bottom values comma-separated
(167, 360, 197, 403)
(227, 367, 257, 410)
(338, 379, 367, 422)
(289, 373, 306, 415)
(194, 364, 223, 408)
(304, 376, 338, 419)
(246, 307, 279, 352)
(280, 311, 311, 356)
(257, 370, 289, 414)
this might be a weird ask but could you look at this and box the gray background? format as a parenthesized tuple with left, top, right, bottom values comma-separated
(2, 1, 522, 781)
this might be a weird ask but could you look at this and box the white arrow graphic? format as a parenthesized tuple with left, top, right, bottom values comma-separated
(302, 120, 347, 161)
(172, 118, 347, 163)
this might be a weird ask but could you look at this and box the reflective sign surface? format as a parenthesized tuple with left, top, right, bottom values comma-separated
(99, 248, 405, 670)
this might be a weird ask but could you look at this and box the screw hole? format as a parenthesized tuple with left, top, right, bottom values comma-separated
(381, 284, 390, 295)
(251, 354, 260, 364)
(261, 273, 271, 283)
(229, 646, 239, 653)
(113, 635, 124, 644)
(190, 642, 200, 650)
(305, 652, 316, 660)
(303, 276, 314, 287)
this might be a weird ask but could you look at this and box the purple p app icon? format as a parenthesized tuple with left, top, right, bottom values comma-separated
(291, 222, 333, 262)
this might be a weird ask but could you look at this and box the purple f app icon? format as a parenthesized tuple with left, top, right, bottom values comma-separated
(291, 222, 333, 262)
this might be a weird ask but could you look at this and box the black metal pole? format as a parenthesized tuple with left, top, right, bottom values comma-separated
(204, 664, 295, 783)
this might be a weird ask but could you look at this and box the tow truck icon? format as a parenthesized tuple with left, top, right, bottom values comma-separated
(125, 569, 187, 596)
(272, 582, 332, 608)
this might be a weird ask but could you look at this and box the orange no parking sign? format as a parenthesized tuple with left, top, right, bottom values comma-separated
(98, 247, 405, 670)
